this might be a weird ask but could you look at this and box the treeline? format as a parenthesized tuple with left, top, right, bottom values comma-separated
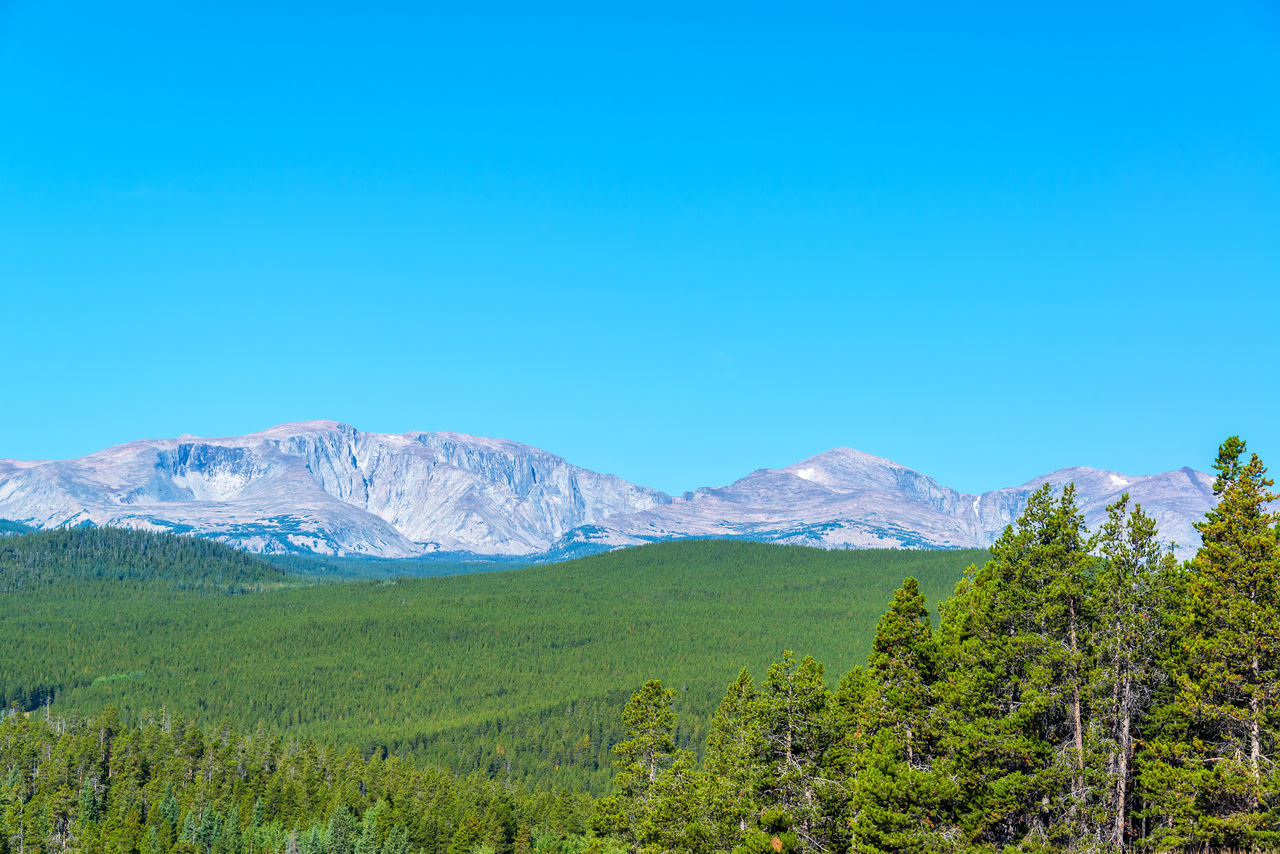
(0, 521, 33, 537)
(0, 706, 601, 854)
(0, 527, 290, 593)
(601, 437, 1280, 853)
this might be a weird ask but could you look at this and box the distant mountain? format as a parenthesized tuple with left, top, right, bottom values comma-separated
(564, 448, 1216, 558)
(0, 423, 1216, 558)
(0, 422, 669, 557)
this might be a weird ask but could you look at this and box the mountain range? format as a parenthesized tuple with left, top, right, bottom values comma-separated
(0, 421, 1217, 559)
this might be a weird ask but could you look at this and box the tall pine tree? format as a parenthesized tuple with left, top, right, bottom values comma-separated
(1142, 437, 1280, 850)
(846, 578, 951, 854)
(594, 679, 690, 851)
(704, 669, 764, 848)
(934, 483, 1092, 850)
(1087, 494, 1175, 850)
(756, 652, 832, 852)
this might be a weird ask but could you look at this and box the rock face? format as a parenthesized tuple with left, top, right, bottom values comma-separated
(0, 423, 1217, 558)
(0, 422, 670, 557)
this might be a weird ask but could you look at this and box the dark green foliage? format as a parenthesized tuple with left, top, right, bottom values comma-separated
(594, 680, 706, 852)
(1088, 494, 1176, 849)
(756, 652, 832, 848)
(703, 669, 763, 846)
(262, 551, 529, 579)
(615, 681, 678, 792)
(0, 520, 32, 537)
(1141, 437, 1280, 850)
(928, 484, 1094, 850)
(0, 538, 982, 791)
(0, 526, 290, 593)
(0, 708, 592, 854)
(845, 578, 950, 854)
(597, 437, 1280, 853)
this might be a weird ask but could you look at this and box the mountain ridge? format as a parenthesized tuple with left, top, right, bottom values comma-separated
(0, 422, 1216, 558)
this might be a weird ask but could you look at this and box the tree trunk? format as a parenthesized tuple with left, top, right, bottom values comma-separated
(1251, 651, 1261, 799)
(1114, 671, 1132, 850)
(1069, 599, 1085, 781)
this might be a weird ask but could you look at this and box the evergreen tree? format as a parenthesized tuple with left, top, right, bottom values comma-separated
(934, 483, 1092, 850)
(448, 810, 485, 854)
(481, 793, 516, 854)
(356, 800, 387, 854)
(593, 679, 681, 847)
(703, 669, 764, 847)
(75, 777, 96, 827)
(641, 750, 713, 853)
(1088, 494, 1174, 850)
(756, 652, 831, 851)
(865, 578, 937, 763)
(382, 824, 411, 854)
(195, 806, 221, 854)
(328, 806, 359, 854)
(1141, 437, 1280, 849)
(847, 578, 950, 854)
(513, 824, 532, 854)
(301, 827, 325, 854)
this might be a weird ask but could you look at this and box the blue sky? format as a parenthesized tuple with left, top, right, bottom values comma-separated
(2, 1, 1277, 495)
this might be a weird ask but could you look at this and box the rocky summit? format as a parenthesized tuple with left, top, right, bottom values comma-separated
(0, 422, 1216, 558)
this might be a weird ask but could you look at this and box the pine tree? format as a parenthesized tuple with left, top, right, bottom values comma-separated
(447, 811, 484, 854)
(328, 806, 359, 854)
(513, 824, 531, 854)
(643, 750, 714, 853)
(481, 793, 516, 854)
(847, 578, 951, 854)
(756, 652, 831, 852)
(865, 578, 937, 763)
(356, 800, 387, 854)
(75, 777, 96, 827)
(593, 680, 682, 850)
(1088, 494, 1174, 850)
(1141, 437, 1280, 849)
(933, 483, 1092, 850)
(382, 824, 411, 854)
(618, 679, 678, 788)
(221, 804, 245, 853)
(703, 669, 763, 847)
(301, 827, 325, 854)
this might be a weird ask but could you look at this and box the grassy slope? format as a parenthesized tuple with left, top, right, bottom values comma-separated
(0, 538, 986, 792)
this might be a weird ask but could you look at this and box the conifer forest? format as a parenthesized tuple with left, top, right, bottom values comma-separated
(2, 437, 1278, 853)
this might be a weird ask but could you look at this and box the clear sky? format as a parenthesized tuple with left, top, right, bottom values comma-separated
(1, 1, 1277, 496)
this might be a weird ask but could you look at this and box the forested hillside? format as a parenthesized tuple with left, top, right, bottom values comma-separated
(261, 552, 525, 579)
(0, 539, 982, 792)
(0, 520, 33, 536)
(0, 526, 291, 593)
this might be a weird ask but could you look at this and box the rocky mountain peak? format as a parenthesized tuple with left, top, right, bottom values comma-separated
(0, 426, 1217, 560)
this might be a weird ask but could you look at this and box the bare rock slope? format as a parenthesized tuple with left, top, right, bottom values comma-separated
(0, 424, 1215, 558)
(0, 422, 669, 556)
(561, 448, 1214, 558)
